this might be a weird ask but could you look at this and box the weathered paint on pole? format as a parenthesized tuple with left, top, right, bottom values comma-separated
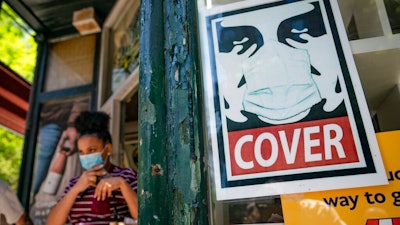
(139, 0, 209, 224)
(164, 0, 208, 224)
(138, 0, 169, 224)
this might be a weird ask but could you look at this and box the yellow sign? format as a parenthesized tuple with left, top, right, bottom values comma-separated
(281, 130, 400, 225)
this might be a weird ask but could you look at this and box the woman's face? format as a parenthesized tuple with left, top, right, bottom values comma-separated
(77, 135, 110, 158)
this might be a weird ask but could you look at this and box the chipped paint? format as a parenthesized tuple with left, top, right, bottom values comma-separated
(152, 164, 163, 176)
(139, 0, 209, 224)
(140, 98, 156, 124)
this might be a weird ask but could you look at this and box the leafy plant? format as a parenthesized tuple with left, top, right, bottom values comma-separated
(0, 2, 37, 82)
(0, 126, 24, 191)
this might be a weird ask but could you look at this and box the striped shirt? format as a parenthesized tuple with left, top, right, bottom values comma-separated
(62, 164, 137, 225)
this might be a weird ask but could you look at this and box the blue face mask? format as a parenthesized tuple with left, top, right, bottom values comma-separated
(79, 150, 105, 170)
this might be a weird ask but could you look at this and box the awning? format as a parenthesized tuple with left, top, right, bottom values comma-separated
(0, 61, 30, 135)
(5, 0, 117, 40)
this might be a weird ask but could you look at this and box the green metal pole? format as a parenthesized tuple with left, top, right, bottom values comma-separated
(139, 0, 209, 224)
(138, 0, 169, 224)
(17, 35, 47, 211)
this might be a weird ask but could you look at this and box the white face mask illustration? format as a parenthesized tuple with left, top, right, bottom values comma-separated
(241, 40, 321, 124)
(285, 32, 344, 113)
(215, 2, 344, 124)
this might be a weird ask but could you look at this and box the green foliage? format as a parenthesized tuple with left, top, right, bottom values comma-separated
(0, 3, 37, 191)
(0, 2, 37, 82)
(0, 126, 23, 191)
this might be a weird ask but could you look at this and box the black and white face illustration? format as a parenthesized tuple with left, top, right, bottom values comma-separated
(214, 1, 344, 126)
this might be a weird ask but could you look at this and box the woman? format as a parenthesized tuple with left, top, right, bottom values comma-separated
(0, 179, 33, 225)
(46, 111, 138, 225)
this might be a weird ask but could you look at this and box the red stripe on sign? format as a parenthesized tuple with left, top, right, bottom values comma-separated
(392, 218, 400, 225)
(228, 116, 359, 176)
(366, 219, 380, 225)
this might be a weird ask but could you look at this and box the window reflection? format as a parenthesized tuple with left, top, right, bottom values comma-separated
(111, 13, 140, 93)
(384, 0, 400, 34)
(228, 197, 284, 224)
(338, 0, 383, 40)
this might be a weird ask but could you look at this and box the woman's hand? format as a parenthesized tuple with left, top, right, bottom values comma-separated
(94, 176, 125, 201)
(74, 165, 107, 192)
(46, 165, 106, 225)
(93, 174, 138, 219)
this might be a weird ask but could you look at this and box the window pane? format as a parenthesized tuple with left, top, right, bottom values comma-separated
(44, 35, 96, 92)
(0, 2, 37, 82)
(197, 0, 400, 224)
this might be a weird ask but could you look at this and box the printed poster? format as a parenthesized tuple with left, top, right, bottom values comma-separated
(29, 97, 89, 224)
(281, 131, 400, 225)
(199, 0, 387, 200)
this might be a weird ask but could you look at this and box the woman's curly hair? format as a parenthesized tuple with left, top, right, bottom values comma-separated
(74, 111, 112, 144)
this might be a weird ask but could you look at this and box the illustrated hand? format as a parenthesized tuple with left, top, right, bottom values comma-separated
(74, 165, 106, 193)
(57, 127, 79, 156)
(94, 176, 126, 201)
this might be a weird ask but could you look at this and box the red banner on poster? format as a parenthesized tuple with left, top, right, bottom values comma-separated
(229, 116, 358, 176)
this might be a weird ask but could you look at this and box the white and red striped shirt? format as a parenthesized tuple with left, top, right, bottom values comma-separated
(62, 164, 137, 225)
